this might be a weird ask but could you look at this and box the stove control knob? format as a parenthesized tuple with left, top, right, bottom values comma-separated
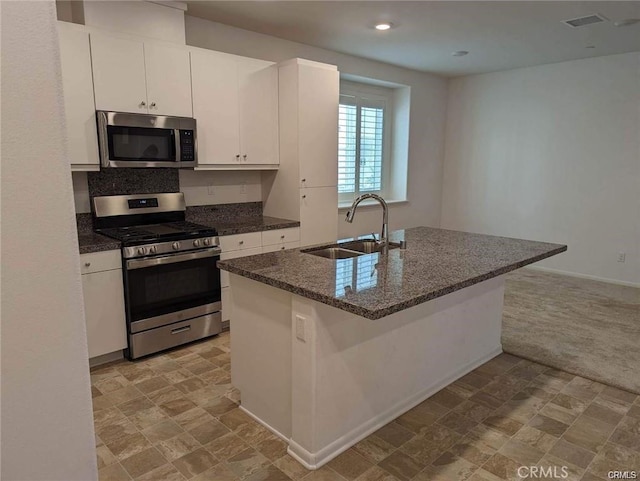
(137, 247, 147, 256)
(149, 246, 157, 254)
(203, 238, 212, 246)
(193, 239, 201, 248)
(172, 242, 181, 251)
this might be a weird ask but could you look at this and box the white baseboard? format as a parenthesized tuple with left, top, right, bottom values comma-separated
(287, 346, 503, 470)
(89, 350, 124, 368)
(524, 266, 640, 288)
(239, 405, 290, 443)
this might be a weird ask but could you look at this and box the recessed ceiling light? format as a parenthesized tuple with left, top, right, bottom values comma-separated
(375, 23, 392, 31)
(452, 50, 469, 57)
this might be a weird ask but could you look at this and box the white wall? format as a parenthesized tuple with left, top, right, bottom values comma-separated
(1, 2, 98, 480)
(441, 52, 640, 285)
(185, 15, 449, 237)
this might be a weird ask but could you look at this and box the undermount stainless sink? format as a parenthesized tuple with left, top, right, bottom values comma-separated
(303, 240, 403, 259)
(303, 247, 364, 259)
(339, 240, 402, 254)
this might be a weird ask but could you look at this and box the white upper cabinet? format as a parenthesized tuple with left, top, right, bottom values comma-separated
(144, 43, 192, 117)
(192, 50, 279, 167)
(90, 33, 148, 114)
(57, 23, 100, 168)
(238, 58, 279, 165)
(191, 49, 241, 165)
(90, 33, 192, 117)
(298, 63, 339, 188)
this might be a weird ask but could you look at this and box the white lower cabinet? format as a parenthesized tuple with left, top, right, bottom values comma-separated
(220, 227, 300, 323)
(80, 251, 127, 359)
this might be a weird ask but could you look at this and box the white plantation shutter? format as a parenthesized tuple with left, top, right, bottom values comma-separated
(338, 95, 357, 194)
(338, 88, 388, 197)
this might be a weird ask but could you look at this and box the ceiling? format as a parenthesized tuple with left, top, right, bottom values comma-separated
(185, 1, 640, 77)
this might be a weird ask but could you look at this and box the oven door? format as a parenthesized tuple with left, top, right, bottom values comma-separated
(124, 248, 221, 333)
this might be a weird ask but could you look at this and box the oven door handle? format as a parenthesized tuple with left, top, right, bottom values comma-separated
(126, 248, 221, 270)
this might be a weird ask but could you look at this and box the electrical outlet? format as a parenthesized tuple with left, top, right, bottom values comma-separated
(618, 252, 626, 263)
(207, 185, 215, 196)
(240, 182, 247, 194)
(295, 315, 306, 342)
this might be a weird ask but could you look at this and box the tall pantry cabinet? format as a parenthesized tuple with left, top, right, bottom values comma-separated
(263, 59, 339, 246)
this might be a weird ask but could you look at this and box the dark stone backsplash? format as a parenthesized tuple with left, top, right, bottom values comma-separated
(186, 202, 263, 223)
(87, 169, 179, 198)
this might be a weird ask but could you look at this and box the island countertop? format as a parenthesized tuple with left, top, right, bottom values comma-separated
(217, 227, 567, 320)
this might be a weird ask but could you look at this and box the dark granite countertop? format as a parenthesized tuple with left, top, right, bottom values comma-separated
(191, 215, 300, 236)
(217, 227, 567, 320)
(78, 232, 121, 255)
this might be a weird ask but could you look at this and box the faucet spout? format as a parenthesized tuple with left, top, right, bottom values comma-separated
(344, 194, 389, 253)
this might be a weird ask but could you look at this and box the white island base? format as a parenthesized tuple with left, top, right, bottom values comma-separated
(229, 273, 506, 470)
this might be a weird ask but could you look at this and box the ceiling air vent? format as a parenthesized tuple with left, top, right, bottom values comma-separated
(563, 14, 607, 28)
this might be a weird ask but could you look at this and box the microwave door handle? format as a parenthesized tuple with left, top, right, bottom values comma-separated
(126, 248, 221, 270)
(174, 129, 181, 164)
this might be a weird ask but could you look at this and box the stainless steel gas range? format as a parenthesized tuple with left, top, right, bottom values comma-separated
(93, 192, 222, 360)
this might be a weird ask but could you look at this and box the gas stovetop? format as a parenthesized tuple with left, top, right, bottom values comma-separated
(98, 221, 218, 246)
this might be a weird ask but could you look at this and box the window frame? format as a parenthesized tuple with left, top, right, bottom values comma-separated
(338, 81, 393, 204)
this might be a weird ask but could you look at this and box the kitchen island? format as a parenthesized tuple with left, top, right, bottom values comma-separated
(218, 227, 566, 469)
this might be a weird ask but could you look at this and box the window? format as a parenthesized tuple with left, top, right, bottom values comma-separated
(338, 82, 392, 202)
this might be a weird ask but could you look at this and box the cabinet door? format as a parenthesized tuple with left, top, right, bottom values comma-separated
(300, 186, 338, 247)
(82, 269, 127, 359)
(238, 59, 279, 165)
(298, 64, 339, 187)
(145, 43, 192, 117)
(90, 33, 147, 114)
(191, 49, 241, 165)
(57, 24, 99, 168)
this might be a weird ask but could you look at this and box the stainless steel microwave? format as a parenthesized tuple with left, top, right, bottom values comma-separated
(96, 111, 197, 168)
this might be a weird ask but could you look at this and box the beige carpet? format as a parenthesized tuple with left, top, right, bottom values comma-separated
(502, 268, 640, 394)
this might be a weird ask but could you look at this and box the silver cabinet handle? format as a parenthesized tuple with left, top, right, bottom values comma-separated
(235, 154, 240, 160)
(139, 101, 146, 107)
(239, 240, 244, 245)
(302, 195, 307, 199)
(243, 154, 247, 160)
(301, 178, 306, 182)
(150, 102, 156, 108)
(84, 262, 91, 267)
(280, 235, 285, 239)
(171, 325, 191, 335)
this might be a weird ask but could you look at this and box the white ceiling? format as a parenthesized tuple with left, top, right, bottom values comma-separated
(185, 1, 640, 77)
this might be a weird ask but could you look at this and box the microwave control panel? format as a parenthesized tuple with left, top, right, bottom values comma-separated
(179, 130, 195, 162)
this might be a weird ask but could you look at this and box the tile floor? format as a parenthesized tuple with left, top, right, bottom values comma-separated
(92, 333, 640, 481)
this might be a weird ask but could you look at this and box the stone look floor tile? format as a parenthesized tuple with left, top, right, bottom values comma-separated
(549, 439, 596, 469)
(378, 451, 426, 481)
(120, 447, 167, 479)
(327, 447, 373, 480)
(156, 432, 201, 462)
(225, 447, 271, 479)
(135, 463, 186, 481)
(172, 447, 218, 478)
(89, 333, 640, 481)
(563, 415, 617, 453)
(98, 462, 132, 481)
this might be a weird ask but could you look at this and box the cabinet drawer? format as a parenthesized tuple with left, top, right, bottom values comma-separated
(261, 241, 300, 254)
(220, 246, 262, 287)
(80, 250, 121, 275)
(261, 227, 300, 246)
(219, 232, 262, 252)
